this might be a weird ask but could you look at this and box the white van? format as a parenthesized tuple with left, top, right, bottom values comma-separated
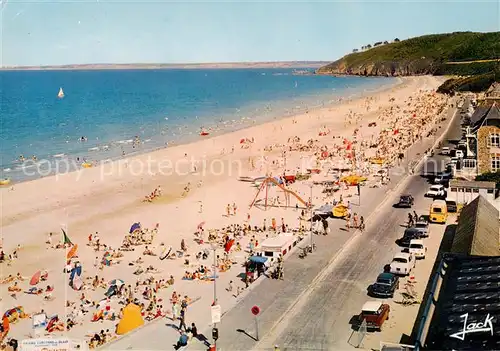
(455, 150, 464, 159)
(260, 234, 297, 263)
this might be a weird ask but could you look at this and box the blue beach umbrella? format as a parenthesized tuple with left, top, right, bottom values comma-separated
(129, 222, 141, 233)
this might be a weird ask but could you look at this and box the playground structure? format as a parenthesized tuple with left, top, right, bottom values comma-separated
(249, 177, 309, 210)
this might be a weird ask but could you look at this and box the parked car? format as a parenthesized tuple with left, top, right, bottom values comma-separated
(397, 227, 426, 247)
(446, 198, 458, 213)
(456, 150, 464, 159)
(396, 195, 414, 208)
(425, 184, 446, 198)
(409, 239, 427, 259)
(413, 220, 429, 237)
(441, 147, 451, 155)
(434, 172, 452, 185)
(351, 301, 390, 331)
(389, 252, 415, 276)
(369, 273, 400, 298)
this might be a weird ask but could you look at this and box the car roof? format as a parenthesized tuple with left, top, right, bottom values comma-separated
(430, 184, 443, 188)
(410, 239, 424, 245)
(405, 227, 421, 234)
(432, 199, 447, 205)
(362, 301, 382, 312)
(394, 252, 411, 259)
(377, 272, 395, 280)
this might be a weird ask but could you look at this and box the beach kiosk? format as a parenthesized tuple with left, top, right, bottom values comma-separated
(259, 234, 297, 263)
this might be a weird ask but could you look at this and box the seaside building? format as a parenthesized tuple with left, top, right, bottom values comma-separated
(485, 82, 500, 102)
(448, 180, 497, 206)
(465, 101, 500, 174)
(412, 195, 500, 350)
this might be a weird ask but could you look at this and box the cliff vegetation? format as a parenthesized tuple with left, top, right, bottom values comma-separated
(318, 31, 500, 93)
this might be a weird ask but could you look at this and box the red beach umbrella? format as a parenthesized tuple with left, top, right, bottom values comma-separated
(224, 239, 235, 253)
(30, 271, 41, 286)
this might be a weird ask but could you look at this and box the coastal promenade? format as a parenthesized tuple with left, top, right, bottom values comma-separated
(256, 118, 460, 350)
(185, 98, 459, 350)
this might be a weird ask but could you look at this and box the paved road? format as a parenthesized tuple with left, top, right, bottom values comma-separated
(253, 104, 463, 351)
(193, 100, 461, 351)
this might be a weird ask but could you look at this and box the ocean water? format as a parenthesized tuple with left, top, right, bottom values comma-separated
(0, 68, 396, 182)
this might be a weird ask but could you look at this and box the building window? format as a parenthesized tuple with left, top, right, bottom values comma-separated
(491, 154, 500, 171)
(466, 188, 472, 193)
(473, 188, 479, 193)
(488, 189, 494, 194)
(450, 187, 457, 192)
(490, 134, 500, 147)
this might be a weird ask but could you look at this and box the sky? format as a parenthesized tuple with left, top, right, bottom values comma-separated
(1, 0, 499, 66)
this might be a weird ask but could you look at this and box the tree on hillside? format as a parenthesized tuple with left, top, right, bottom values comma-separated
(366, 44, 372, 49)
(394, 38, 400, 42)
(352, 49, 359, 53)
(383, 41, 389, 45)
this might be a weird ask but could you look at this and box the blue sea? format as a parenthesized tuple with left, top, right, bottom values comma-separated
(0, 68, 396, 182)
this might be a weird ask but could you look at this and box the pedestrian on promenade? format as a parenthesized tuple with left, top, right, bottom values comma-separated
(172, 301, 179, 321)
(353, 213, 358, 228)
(359, 216, 365, 232)
(178, 307, 187, 331)
(345, 213, 351, 231)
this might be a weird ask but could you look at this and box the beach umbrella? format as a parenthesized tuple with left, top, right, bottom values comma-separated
(61, 228, 73, 245)
(30, 271, 41, 286)
(46, 315, 58, 332)
(159, 246, 172, 261)
(109, 279, 125, 288)
(129, 222, 141, 233)
(67, 244, 78, 260)
(197, 221, 206, 229)
(224, 239, 235, 253)
(240, 138, 245, 144)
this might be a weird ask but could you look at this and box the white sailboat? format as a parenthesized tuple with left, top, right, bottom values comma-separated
(58, 87, 65, 99)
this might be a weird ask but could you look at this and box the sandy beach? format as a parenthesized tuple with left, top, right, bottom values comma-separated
(0, 75, 448, 348)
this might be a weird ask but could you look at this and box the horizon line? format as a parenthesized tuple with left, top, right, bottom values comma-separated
(0, 61, 331, 71)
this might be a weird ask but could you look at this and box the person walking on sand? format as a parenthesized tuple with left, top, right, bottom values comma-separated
(226, 204, 231, 216)
(178, 307, 187, 331)
(233, 203, 237, 215)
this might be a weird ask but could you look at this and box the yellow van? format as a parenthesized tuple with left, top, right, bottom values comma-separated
(429, 199, 448, 224)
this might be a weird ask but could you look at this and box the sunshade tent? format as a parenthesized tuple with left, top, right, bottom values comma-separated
(129, 223, 141, 233)
(116, 304, 144, 335)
